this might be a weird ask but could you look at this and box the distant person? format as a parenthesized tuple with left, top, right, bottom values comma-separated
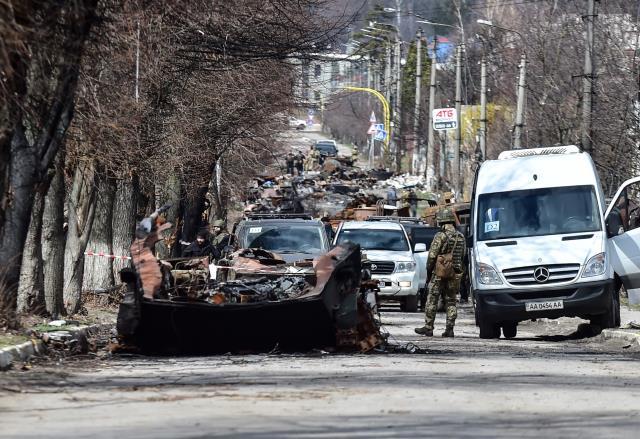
(285, 153, 295, 175)
(211, 219, 234, 258)
(294, 151, 305, 176)
(386, 186, 397, 206)
(408, 189, 418, 217)
(183, 230, 217, 259)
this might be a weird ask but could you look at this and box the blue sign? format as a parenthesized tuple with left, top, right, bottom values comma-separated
(374, 130, 387, 141)
(374, 123, 385, 132)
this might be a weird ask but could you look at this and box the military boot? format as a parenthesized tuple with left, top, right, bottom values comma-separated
(414, 326, 433, 336)
(441, 327, 455, 338)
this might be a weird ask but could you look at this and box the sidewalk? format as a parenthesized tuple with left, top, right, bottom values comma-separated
(0, 321, 113, 371)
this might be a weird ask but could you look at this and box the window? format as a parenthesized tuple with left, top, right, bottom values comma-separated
(336, 229, 409, 252)
(477, 185, 602, 241)
(314, 64, 322, 78)
(610, 182, 640, 232)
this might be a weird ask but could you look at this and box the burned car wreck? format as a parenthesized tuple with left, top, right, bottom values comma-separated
(116, 213, 383, 355)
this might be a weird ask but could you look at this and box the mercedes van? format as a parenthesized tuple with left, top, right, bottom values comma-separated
(470, 146, 640, 338)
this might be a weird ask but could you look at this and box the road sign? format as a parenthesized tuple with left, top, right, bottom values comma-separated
(367, 123, 376, 135)
(369, 111, 377, 123)
(374, 123, 384, 132)
(433, 108, 458, 131)
(374, 129, 387, 141)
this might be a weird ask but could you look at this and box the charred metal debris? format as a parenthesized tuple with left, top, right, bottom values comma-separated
(116, 209, 384, 354)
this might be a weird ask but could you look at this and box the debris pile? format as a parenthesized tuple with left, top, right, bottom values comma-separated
(117, 209, 384, 355)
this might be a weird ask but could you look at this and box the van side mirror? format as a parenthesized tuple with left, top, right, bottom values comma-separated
(414, 243, 427, 253)
(606, 211, 624, 238)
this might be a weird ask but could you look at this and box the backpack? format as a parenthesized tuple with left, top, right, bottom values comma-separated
(434, 232, 461, 280)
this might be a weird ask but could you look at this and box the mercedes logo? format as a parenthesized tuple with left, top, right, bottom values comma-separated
(533, 266, 550, 283)
(370, 264, 378, 271)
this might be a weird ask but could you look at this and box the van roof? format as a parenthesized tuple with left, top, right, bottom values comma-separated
(477, 147, 598, 195)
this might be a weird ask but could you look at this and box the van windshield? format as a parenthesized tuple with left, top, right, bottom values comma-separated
(477, 185, 602, 241)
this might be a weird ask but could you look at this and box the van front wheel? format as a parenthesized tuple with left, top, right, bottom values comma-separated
(479, 320, 501, 339)
(590, 289, 619, 329)
(502, 322, 518, 339)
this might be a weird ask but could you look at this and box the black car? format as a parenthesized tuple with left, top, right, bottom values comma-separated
(314, 140, 338, 157)
(235, 214, 331, 263)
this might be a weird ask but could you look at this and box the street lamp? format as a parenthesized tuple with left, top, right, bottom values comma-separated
(477, 19, 527, 149)
(370, 21, 404, 172)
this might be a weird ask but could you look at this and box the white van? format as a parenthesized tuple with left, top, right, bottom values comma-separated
(470, 145, 640, 339)
(334, 221, 423, 312)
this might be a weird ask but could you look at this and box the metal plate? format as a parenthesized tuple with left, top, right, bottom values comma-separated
(525, 300, 564, 312)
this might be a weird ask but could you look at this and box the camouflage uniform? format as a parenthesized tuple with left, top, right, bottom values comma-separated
(211, 219, 233, 259)
(417, 210, 465, 337)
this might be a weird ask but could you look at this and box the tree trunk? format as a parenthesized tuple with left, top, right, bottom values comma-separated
(16, 190, 46, 315)
(155, 172, 182, 259)
(83, 175, 116, 291)
(208, 162, 225, 226)
(182, 187, 208, 242)
(0, 124, 37, 293)
(63, 163, 97, 314)
(111, 176, 138, 282)
(42, 150, 66, 317)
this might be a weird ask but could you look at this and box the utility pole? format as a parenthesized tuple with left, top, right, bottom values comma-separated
(581, 0, 596, 152)
(393, 0, 403, 172)
(513, 53, 527, 149)
(453, 44, 462, 197)
(394, 37, 403, 172)
(412, 28, 423, 175)
(425, 37, 437, 187)
(135, 20, 140, 103)
(384, 45, 392, 107)
(479, 55, 487, 161)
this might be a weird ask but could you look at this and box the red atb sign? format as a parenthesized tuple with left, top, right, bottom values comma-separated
(432, 108, 457, 131)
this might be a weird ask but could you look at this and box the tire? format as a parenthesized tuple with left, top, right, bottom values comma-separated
(614, 288, 621, 327)
(478, 318, 501, 339)
(590, 289, 618, 329)
(502, 322, 518, 339)
(473, 294, 479, 325)
(404, 294, 419, 313)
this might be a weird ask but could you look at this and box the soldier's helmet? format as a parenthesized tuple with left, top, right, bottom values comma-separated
(436, 208, 456, 226)
(212, 219, 225, 227)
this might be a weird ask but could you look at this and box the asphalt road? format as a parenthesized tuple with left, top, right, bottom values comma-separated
(2, 305, 640, 438)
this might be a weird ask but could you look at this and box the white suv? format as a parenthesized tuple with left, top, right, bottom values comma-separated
(333, 221, 421, 311)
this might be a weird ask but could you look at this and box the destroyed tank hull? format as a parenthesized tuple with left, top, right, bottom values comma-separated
(117, 243, 371, 354)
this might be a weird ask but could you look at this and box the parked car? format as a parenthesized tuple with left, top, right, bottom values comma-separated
(288, 116, 306, 130)
(333, 220, 421, 312)
(400, 221, 440, 307)
(314, 140, 338, 157)
(470, 145, 638, 339)
(236, 214, 330, 263)
(365, 216, 438, 305)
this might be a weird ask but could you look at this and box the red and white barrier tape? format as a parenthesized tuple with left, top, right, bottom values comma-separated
(84, 251, 131, 260)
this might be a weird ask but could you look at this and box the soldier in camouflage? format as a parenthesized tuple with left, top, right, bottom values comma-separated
(211, 219, 234, 259)
(415, 208, 466, 337)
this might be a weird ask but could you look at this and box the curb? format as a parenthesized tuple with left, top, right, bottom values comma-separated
(601, 329, 640, 346)
(0, 339, 47, 371)
(0, 323, 107, 371)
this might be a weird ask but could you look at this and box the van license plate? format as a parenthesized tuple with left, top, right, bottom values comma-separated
(525, 300, 564, 312)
